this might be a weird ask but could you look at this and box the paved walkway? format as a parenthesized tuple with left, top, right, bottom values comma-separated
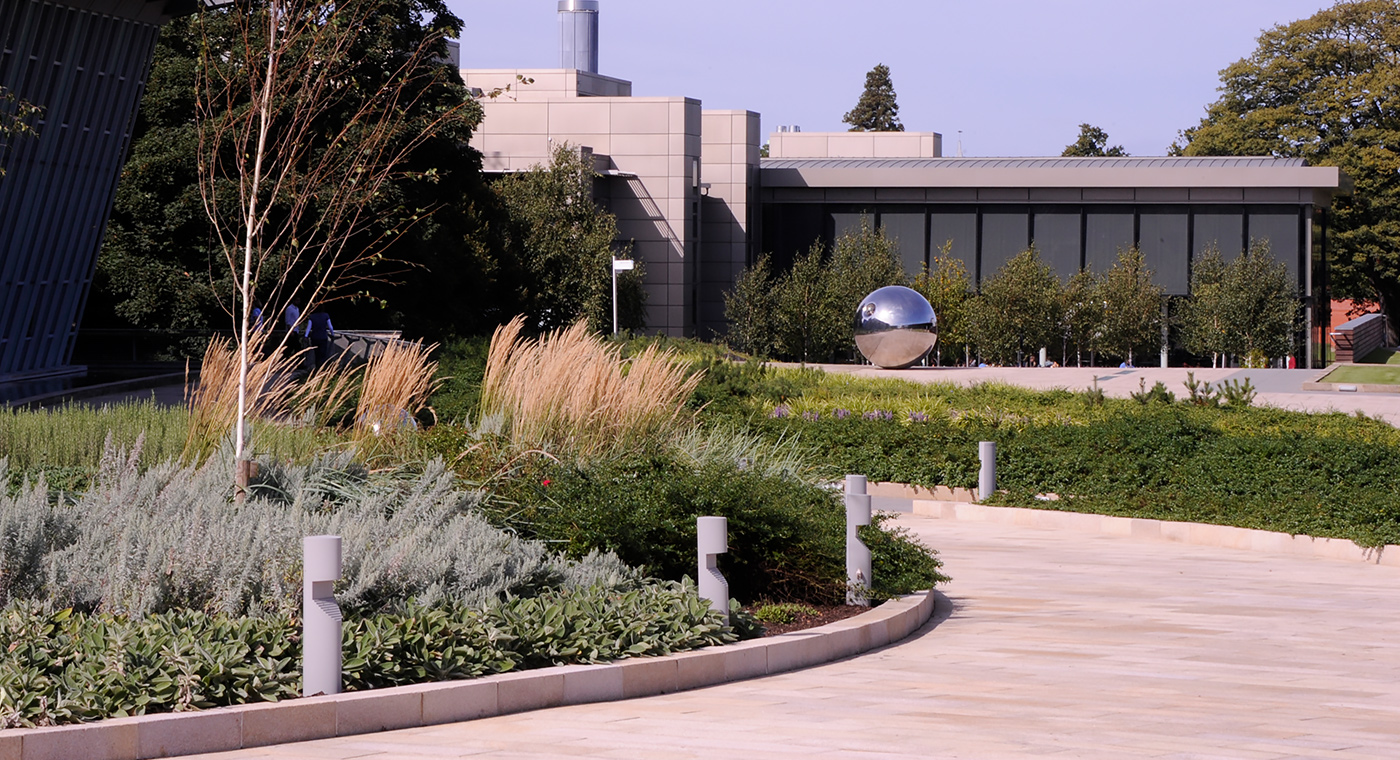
(184, 514, 1400, 759)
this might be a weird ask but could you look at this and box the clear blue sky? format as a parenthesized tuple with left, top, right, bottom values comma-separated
(446, 1, 1334, 157)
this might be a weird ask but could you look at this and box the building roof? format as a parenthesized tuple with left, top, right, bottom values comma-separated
(759, 155, 1349, 194)
(760, 156, 1309, 170)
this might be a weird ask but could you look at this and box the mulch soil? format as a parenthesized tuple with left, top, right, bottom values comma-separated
(748, 604, 870, 636)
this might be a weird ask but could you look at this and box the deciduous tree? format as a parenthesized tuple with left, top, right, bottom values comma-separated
(1171, 0, 1400, 331)
(1061, 123, 1126, 157)
(912, 245, 972, 365)
(969, 248, 1062, 366)
(1095, 247, 1163, 365)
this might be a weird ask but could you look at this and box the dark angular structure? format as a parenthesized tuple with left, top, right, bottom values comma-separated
(0, 0, 188, 383)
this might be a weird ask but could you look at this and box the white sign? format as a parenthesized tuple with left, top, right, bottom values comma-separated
(612, 258, 635, 271)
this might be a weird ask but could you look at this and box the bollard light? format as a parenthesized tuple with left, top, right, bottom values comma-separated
(845, 475, 872, 606)
(696, 516, 729, 624)
(303, 535, 343, 697)
(979, 441, 997, 501)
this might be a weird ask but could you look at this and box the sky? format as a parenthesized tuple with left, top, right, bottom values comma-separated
(445, 0, 1337, 158)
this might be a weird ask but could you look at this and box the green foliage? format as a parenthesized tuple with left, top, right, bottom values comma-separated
(488, 453, 942, 605)
(1130, 379, 1175, 405)
(843, 63, 904, 132)
(494, 144, 643, 333)
(860, 512, 950, 601)
(911, 247, 973, 365)
(1060, 269, 1103, 366)
(0, 581, 742, 727)
(753, 602, 819, 624)
(1178, 244, 1299, 363)
(93, 4, 496, 344)
(723, 254, 778, 357)
(1095, 247, 1163, 364)
(1061, 123, 1127, 157)
(727, 218, 904, 363)
(430, 336, 491, 423)
(1171, 1, 1400, 327)
(970, 248, 1063, 365)
(1, 449, 638, 617)
(0, 86, 43, 177)
(724, 370, 1400, 548)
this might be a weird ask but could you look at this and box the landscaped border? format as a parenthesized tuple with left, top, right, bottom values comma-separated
(0, 590, 936, 760)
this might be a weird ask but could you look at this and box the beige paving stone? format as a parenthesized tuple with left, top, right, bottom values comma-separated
(0, 731, 20, 760)
(560, 664, 623, 705)
(494, 671, 563, 715)
(616, 656, 678, 698)
(670, 649, 725, 690)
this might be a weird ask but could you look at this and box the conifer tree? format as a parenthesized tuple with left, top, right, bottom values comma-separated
(843, 64, 904, 132)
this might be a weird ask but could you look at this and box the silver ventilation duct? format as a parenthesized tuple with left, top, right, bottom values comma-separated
(558, 0, 599, 74)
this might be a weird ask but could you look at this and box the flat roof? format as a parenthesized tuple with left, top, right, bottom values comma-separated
(760, 156, 1350, 193)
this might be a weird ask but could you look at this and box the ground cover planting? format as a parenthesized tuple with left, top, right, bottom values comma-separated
(695, 367, 1400, 548)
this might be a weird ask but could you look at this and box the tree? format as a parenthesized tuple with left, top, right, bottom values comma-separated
(1094, 247, 1163, 365)
(1060, 268, 1102, 366)
(911, 245, 972, 365)
(843, 64, 904, 132)
(493, 144, 641, 334)
(724, 254, 777, 357)
(1179, 243, 1299, 366)
(1062, 123, 1127, 157)
(1170, 0, 1400, 333)
(969, 248, 1062, 366)
(192, 0, 479, 464)
(0, 86, 42, 177)
(1178, 246, 1231, 366)
(773, 243, 843, 363)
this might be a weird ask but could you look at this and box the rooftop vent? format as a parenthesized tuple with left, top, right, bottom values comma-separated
(558, 0, 599, 74)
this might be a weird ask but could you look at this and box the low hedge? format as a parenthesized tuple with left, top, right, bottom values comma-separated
(489, 455, 947, 605)
(0, 581, 744, 728)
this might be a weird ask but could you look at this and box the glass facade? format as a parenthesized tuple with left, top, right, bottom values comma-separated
(761, 203, 1306, 299)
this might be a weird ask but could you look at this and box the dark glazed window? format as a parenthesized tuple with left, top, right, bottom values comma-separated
(878, 212, 928, 277)
(1031, 207, 1082, 280)
(1138, 207, 1190, 295)
(928, 209, 978, 279)
(980, 208, 1030, 282)
(1193, 207, 1244, 260)
(1247, 206, 1302, 289)
(1085, 207, 1135, 273)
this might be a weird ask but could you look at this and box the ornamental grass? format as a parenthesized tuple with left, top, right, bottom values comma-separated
(353, 338, 440, 441)
(480, 316, 702, 459)
(182, 330, 302, 462)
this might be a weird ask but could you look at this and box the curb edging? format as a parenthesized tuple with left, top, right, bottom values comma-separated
(909, 499, 1400, 566)
(0, 591, 936, 760)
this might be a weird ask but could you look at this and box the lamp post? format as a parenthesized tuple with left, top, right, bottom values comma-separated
(612, 257, 634, 336)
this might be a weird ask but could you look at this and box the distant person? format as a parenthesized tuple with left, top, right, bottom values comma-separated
(304, 311, 335, 368)
(283, 303, 302, 351)
(1119, 360, 1135, 369)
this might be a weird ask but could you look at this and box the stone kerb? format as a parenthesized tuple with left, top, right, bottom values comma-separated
(0, 591, 936, 760)
(908, 498, 1400, 566)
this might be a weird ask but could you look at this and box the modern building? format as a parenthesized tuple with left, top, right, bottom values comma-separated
(0, 0, 206, 385)
(464, 2, 1349, 367)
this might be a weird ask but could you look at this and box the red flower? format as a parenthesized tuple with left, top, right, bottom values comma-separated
(541, 479, 552, 487)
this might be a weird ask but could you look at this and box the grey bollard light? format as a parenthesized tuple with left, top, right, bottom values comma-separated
(845, 474, 872, 606)
(979, 441, 997, 501)
(303, 535, 343, 697)
(697, 516, 729, 624)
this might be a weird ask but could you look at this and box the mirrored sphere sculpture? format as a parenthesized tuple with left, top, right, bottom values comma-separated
(853, 286, 938, 369)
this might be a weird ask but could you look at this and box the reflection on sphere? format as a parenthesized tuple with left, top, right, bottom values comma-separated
(853, 286, 938, 369)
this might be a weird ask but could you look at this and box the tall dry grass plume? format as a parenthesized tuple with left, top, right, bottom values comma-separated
(354, 339, 440, 441)
(480, 317, 702, 459)
(183, 330, 300, 461)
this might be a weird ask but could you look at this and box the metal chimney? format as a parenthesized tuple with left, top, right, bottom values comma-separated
(558, 0, 599, 74)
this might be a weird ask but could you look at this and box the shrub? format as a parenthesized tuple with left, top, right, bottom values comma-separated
(0, 580, 742, 727)
(4, 444, 639, 617)
(753, 602, 819, 625)
(489, 454, 944, 605)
